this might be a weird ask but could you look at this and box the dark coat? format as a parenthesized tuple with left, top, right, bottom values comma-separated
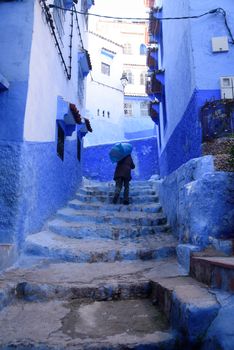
(114, 155, 135, 181)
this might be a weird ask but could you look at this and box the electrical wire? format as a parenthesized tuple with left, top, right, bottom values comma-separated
(49, 4, 149, 21)
(49, 5, 234, 44)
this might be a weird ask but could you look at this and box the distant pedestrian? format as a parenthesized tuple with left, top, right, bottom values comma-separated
(113, 154, 135, 205)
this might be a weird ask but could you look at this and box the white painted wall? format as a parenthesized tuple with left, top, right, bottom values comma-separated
(24, 0, 89, 142)
(85, 31, 124, 124)
(83, 119, 126, 146)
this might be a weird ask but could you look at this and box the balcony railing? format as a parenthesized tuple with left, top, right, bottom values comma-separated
(149, 102, 160, 122)
(146, 47, 158, 69)
(146, 73, 162, 95)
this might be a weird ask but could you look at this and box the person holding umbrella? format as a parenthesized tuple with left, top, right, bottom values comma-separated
(109, 143, 135, 205)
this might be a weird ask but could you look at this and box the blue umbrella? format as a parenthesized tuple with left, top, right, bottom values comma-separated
(109, 142, 133, 163)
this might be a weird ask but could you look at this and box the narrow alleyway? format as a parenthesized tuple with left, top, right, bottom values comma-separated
(0, 180, 232, 349)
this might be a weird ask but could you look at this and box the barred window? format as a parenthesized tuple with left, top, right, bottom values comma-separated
(101, 62, 110, 76)
(140, 101, 149, 117)
(140, 72, 147, 85)
(124, 103, 133, 117)
(78, 64, 84, 106)
(126, 70, 134, 84)
(123, 43, 132, 55)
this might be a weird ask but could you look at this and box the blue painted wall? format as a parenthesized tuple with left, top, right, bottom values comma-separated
(83, 137, 159, 181)
(0, 142, 22, 244)
(0, 0, 35, 247)
(0, 0, 34, 141)
(157, 0, 234, 176)
(159, 89, 220, 177)
(124, 129, 155, 139)
(162, 0, 195, 138)
(190, 0, 234, 90)
(0, 140, 82, 247)
(0, 1, 84, 251)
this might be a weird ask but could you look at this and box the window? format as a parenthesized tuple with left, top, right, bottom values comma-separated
(140, 101, 149, 117)
(162, 89, 168, 130)
(123, 43, 132, 55)
(77, 136, 81, 162)
(101, 62, 110, 76)
(57, 123, 65, 161)
(140, 72, 147, 85)
(53, 0, 65, 40)
(78, 64, 84, 106)
(126, 70, 134, 84)
(124, 103, 133, 116)
(140, 44, 147, 55)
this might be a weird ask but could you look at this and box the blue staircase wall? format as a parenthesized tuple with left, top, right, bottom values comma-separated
(158, 155, 234, 246)
(159, 89, 220, 177)
(0, 140, 82, 248)
(83, 137, 159, 181)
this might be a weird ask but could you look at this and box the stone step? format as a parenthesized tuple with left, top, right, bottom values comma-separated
(56, 208, 167, 227)
(83, 181, 155, 190)
(0, 298, 177, 350)
(79, 188, 158, 197)
(1, 258, 185, 302)
(75, 193, 159, 204)
(24, 231, 177, 263)
(150, 276, 220, 347)
(48, 219, 171, 240)
(190, 256, 234, 293)
(0, 257, 184, 349)
(68, 199, 163, 213)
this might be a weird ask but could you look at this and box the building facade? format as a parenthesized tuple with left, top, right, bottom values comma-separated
(121, 19, 156, 139)
(0, 0, 93, 255)
(85, 0, 156, 145)
(85, 30, 124, 125)
(146, 0, 234, 176)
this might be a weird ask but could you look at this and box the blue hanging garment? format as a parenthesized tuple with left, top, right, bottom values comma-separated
(109, 143, 133, 163)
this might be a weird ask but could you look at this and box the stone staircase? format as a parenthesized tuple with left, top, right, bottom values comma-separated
(24, 181, 176, 263)
(0, 180, 232, 349)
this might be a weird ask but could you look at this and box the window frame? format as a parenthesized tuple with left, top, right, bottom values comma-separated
(78, 63, 85, 106)
(101, 62, 110, 76)
(125, 70, 134, 84)
(124, 102, 133, 117)
(140, 72, 147, 85)
(140, 101, 149, 117)
(123, 43, 132, 55)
